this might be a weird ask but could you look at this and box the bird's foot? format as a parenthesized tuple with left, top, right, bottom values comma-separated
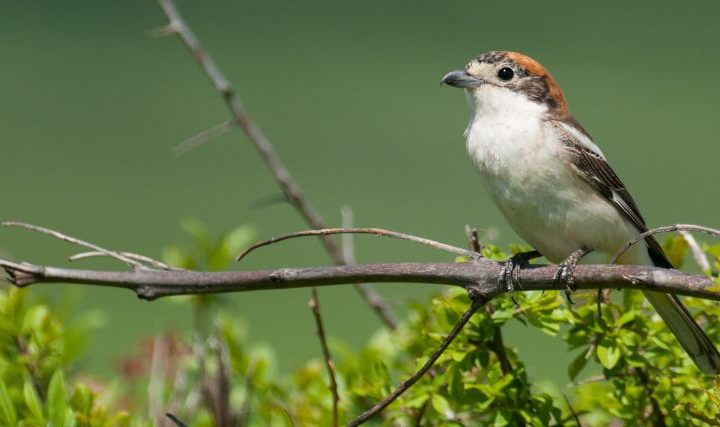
(554, 247, 592, 304)
(500, 250, 542, 305)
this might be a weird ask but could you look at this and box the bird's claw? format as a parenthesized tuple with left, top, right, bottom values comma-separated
(499, 250, 541, 306)
(554, 263, 577, 304)
(554, 247, 591, 305)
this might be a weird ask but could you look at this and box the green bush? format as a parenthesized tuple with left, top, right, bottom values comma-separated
(1, 225, 720, 426)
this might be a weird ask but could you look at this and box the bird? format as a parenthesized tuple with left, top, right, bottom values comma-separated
(441, 50, 720, 374)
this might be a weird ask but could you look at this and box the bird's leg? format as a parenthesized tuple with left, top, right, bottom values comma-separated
(500, 250, 542, 304)
(555, 247, 593, 304)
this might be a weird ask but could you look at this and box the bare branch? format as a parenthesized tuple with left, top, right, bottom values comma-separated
(154, 0, 398, 329)
(69, 251, 178, 271)
(309, 289, 339, 426)
(609, 224, 720, 265)
(172, 120, 236, 157)
(237, 228, 478, 262)
(348, 291, 489, 426)
(2, 221, 148, 270)
(2, 256, 719, 302)
(679, 230, 712, 272)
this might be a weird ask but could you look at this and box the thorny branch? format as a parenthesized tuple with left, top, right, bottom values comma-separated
(154, 0, 397, 330)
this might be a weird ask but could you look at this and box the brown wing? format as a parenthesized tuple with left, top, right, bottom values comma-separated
(558, 123, 672, 268)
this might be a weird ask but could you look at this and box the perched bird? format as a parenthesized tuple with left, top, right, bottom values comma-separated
(442, 50, 720, 374)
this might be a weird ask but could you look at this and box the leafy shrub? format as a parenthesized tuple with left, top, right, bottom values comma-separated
(1, 225, 720, 426)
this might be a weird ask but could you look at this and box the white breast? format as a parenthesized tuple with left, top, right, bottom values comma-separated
(464, 86, 648, 265)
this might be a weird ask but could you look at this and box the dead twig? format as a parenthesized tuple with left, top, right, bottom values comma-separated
(348, 290, 489, 426)
(609, 224, 720, 265)
(154, 0, 398, 329)
(309, 289, 340, 427)
(69, 251, 178, 271)
(237, 228, 478, 262)
(678, 230, 712, 272)
(2, 221, 148, 270)
(173, 119, 236, 157)
(341, 207, 356, 265)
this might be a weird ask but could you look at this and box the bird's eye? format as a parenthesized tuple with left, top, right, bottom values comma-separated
(497, 67, 514, 81)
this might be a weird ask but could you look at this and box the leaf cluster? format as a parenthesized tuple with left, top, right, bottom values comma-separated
(2, 227, 720, 425)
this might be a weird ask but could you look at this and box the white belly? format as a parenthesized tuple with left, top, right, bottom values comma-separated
(465, 89, 649, 265)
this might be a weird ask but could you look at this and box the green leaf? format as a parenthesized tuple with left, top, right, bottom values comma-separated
(47, 370, 68, 427)
(615, 310, 639, 327)
(63, 408, 76, 427)
(431, 394, 451, 415)
(223, 226, 255, 254)
(180, 217, 211, 250)
(23, 381, 44, 421)
(491, 307, 514, 324)
(70, 384, 93, 415)
(494, 408, 511, 426)
(567, 352, 588, 381)
(0, 380, 17, 426)
(662, 235, 688, 269)
(596, 340, 621, 370)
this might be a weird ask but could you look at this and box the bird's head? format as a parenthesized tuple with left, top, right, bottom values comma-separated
(442, 51, 568, 117)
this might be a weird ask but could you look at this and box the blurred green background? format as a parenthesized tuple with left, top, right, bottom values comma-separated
(1, 0, 719, 387)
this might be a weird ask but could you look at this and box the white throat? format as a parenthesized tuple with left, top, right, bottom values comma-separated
(464, 85, 549, 176)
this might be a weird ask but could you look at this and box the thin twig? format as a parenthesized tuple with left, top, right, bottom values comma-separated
(237, 228, 478, 262)
(207, 336, 234, 426)
(636, 368, 667, 427)
(15, 336, 45, 402)
(2, 221, 147, 270)
(244, 193, 288, 210)
(341, 207, 356, 265)
(237, 359, 256, 427)
(466, 226, 525, 424)
(465, 224, 483, 253)
(69, 251, 178, 271)
(465, 226, 513, 374)
(573, 374, 606, 386)
(149, 336, 168, 425)
(609, 224, 720, 265)
(173, 119, 236, 157)
(309, 289, 340, 427)
(678, 230, 712, 272)
(154, 0, 398, 329)
(562, 394, 583, 426)
(348, 291, 489, 426)
(165, 413, 188, 427)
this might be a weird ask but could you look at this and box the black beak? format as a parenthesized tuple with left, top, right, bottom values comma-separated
(441, 70, 482, 88)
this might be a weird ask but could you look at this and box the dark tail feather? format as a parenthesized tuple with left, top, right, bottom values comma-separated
(644, 241, 720, 374)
